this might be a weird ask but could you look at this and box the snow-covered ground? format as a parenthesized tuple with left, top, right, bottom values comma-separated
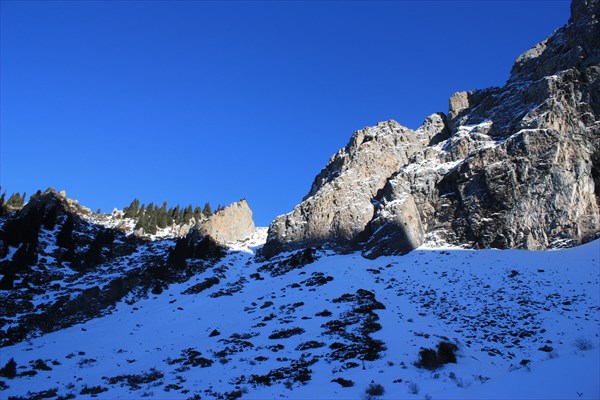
(1, 231, 598, 400)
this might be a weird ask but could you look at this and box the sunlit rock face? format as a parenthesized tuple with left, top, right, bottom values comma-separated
(190, 199, 255, 245)
(264, 0, 600, 258)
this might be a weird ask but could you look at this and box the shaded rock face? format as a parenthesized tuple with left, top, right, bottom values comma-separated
(190, 200, 255, 245)
(264, 0, 600, 259)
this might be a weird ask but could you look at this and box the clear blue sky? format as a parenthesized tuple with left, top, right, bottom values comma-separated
(1, 0, 570, 226)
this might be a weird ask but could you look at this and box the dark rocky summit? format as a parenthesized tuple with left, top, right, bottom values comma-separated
(0, 190, 257, 345)
(263, 0, 600, 258)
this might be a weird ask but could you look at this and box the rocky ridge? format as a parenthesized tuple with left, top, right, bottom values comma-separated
(188, 199, 255, 246)
(263, 0, 600, 258)
(0, 190, 257, 345)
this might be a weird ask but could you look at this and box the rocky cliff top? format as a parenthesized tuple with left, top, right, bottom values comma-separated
(263, 0, 600, 259)
(189, 199, 255, 246)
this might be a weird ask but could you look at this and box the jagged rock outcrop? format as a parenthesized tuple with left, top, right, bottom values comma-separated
(262, 122, 423, 257)
(189, 199, 255, 245)
(264, 0, 600, 259)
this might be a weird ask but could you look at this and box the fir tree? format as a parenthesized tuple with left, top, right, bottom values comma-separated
(157, 201, 168, 229)
(6, 192, 23, 208)
(146, 212, 158, 235)
(0, 191, 7, 216)
(203, 202, 213, 217)
(193, 206, 203, 222)
(0, 357, 17, 378)
(135, 205, 147, 231)
(124, 199, 140, 218)
(29, 190, 42, 201)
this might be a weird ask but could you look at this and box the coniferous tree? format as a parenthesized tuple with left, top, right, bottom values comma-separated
(0, 357, 17, 378)
(182, 205, 193, 224)
(124, 199, 140, 219)
(0, 192, 7, 216)
(146, 212, 158, 235)
(29, 190, 42, 201)
(6, 192, 22, 208)
(157, 201, 168, 229)
(202, 203, 212, 217)
(193, 206, 203, 222)
(135, 205, 147, 231)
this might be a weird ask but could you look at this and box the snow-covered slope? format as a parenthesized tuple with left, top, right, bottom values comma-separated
(2, 230, 598, 400)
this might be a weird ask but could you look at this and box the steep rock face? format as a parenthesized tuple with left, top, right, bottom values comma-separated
(264, 0, 600, 258)
(262, 121, 423, 257)
(189, 199, 255, 245)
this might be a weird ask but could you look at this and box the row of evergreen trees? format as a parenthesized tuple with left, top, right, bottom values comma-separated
(122, 199, 223, 235)
(0, 190, 46, 215)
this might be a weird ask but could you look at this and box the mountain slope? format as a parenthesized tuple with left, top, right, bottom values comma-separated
(263, 0, 600, 258)
(0, 190, 253, 347)
(1, 229, 598, 399)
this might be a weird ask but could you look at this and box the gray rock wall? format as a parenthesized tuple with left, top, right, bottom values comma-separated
(263, 0, 600, 258)
(190, 200, 255, 245)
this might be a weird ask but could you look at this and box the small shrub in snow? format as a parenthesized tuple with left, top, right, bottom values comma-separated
(268, 327, 305, 339)
(182, 276, 220, 295)
(416, 341, 458, 370)
(437, 341, 458, 364)
(31, 359, 52, 371)
(106, 368, 164, 390)
(407, 381, 419, 395)
(225, 387, 248, 399)
(167, 348, 213, 368)
(0, 358, 17, 378)
(331, 377, 354, 387)
(365, 382, 385, 397)
(260, 301, 274, 309)
(80, 385, 108, 395)
(77, 358, 97, 368)
(15, 388, 59, 400)
(296, 341, 325, 351)
(574, 337, 594, 351)
(416, 348, 439, 370)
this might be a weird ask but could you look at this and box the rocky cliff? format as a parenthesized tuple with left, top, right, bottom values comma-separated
(188, 199, 255, 245)
(263, 0, 600, 258)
